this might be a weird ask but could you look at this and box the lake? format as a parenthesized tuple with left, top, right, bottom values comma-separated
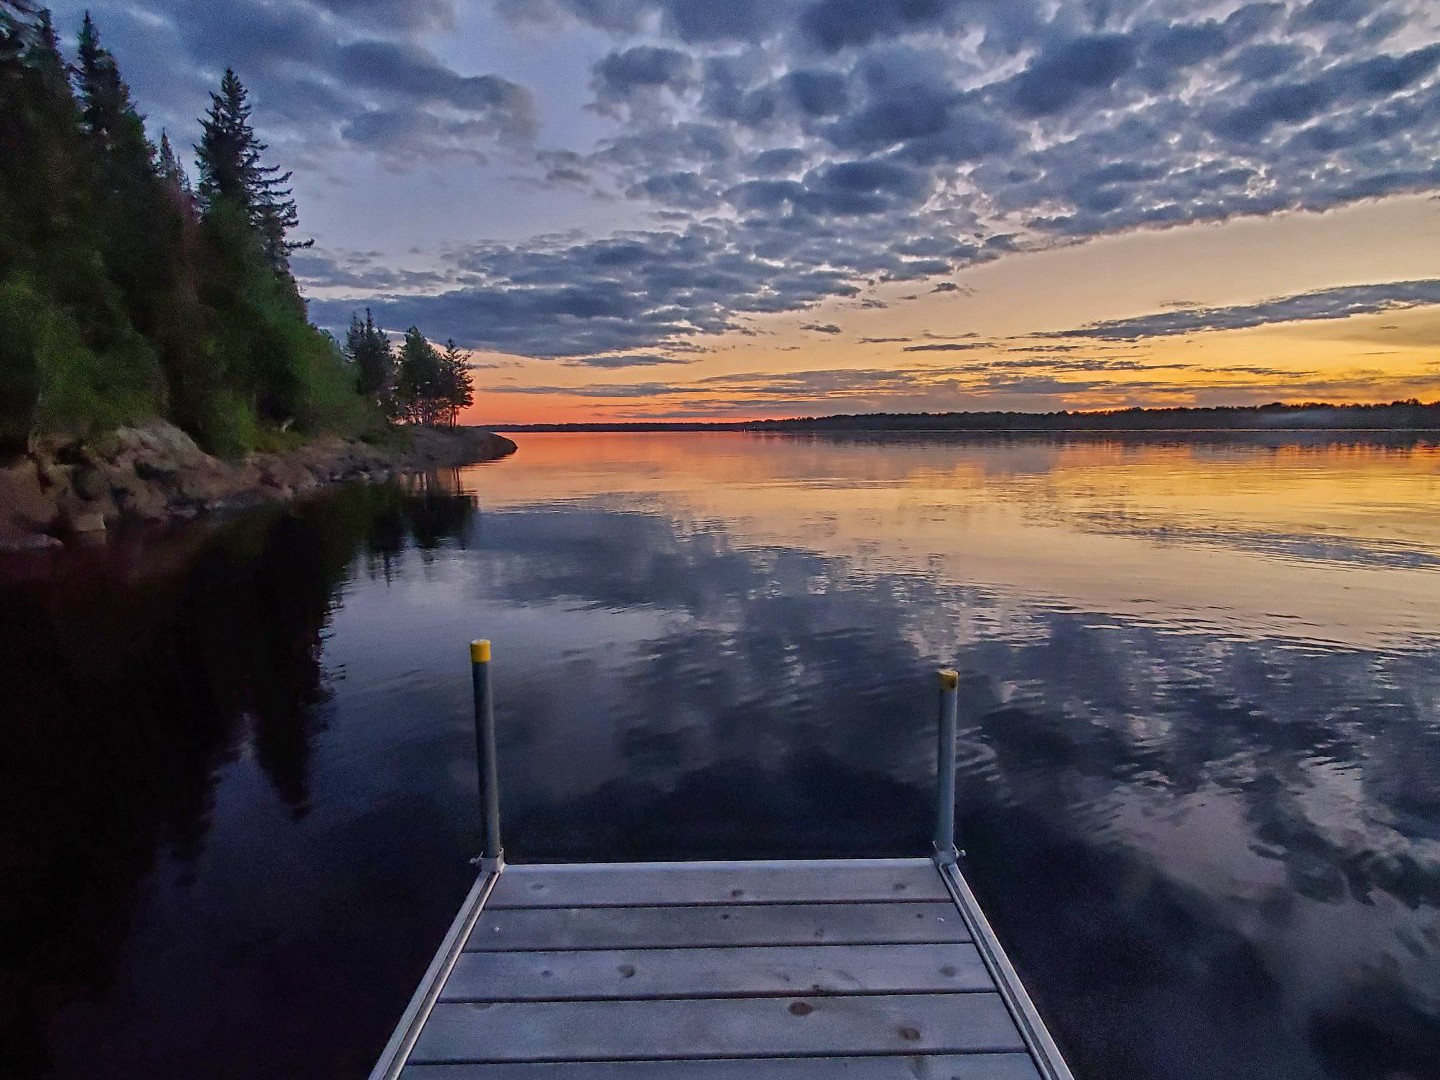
(3, 431, 1439, 1080)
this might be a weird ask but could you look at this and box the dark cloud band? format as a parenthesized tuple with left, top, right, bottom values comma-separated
(1049, 280, 1440, 340)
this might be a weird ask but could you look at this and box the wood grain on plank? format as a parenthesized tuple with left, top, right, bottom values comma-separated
(463, 902, 970, 952)
(489, 861, 947, 909)
(402, 1052, 1043, 1079)
(441, 942, 992, 1001)
(409, 993, 1023, 1063)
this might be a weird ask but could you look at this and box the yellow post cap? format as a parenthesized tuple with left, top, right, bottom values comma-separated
(938, 668, 960, 690)
(470, 639, 492, 663)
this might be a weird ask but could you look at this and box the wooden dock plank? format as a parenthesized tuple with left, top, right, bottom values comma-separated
(489, 860, 947, 908)
(441, 943, 991, 1001)
(464, 902, 970, 952)
(401, 1052, 1043, 1079)
(409, 993, 1024, 1063)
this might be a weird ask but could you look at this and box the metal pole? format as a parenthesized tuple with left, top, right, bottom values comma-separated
(935, 668, 960, 865)
(470, 640, 503, 868)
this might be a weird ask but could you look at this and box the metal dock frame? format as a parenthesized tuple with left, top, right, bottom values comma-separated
(368, 648, 1075, 1080)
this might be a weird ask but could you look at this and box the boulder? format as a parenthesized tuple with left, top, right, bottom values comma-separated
(0, 458, 60, 541)
(72, 465, 110, 502)
(110, 477, 170, 523)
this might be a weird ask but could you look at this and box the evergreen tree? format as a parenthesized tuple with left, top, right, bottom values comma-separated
(1, 4, 160, 446)
(396, 327, 444, 425)
(345, 308, 395, 408)
(74, 13, 185, 362)
(0, 2, 32, 62)
(0, 7, 378, 455)
(439, 339, 474, 427)
(157, 130, 191, 195)
(195, 68, 307, 277)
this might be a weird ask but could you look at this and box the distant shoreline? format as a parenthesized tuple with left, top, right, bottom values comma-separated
(490, 401, 1440, 434)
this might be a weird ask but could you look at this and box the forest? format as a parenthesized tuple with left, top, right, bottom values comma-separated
(747, 400, 1440, 432)
(0, 2, 471, 459)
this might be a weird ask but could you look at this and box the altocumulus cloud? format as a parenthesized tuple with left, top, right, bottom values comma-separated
(64, 0, 1440, 359)
(1051, 280, 1440, 340)
(47, 0, 534, 162)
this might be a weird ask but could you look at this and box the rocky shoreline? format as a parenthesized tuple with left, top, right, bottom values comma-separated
(0, 421, 517, 552)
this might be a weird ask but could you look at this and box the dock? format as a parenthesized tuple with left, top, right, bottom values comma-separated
(369, 647, 1074, 1079)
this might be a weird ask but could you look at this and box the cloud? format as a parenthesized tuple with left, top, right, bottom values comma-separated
(1010, 33, 1137, 116)
(1048, 280, 1440, 340)
(563, 353, 695, 368)
(593, 45, 695, 112)
(499, 0, 792, 43)
(292, 247, 456, 293)
(901, 341, 988, 352)
(67, 0, 1440, 364)
(800, 322, 842, 334)
(311, 222, 865, 356)
(313, 0, 457, 32)
(52, 0, 535, 162)
(488, 352, 1419, 418)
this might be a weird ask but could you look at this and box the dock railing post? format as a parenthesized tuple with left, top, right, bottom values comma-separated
(470, 640, 504, 870)
(935, 668, 960, 865)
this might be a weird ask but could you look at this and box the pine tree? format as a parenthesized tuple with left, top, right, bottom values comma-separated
(345, 308, 395, 408)
(75, 15, 175, 302)
(195, 68, 308, 277)
(440, 339, 474, 427)
(0, 5, 161, 445)
(1, 9, 378, 453)
(396, 327, 444, 425)
(157, 130, 192, 196)
(74, 11, 187, 405)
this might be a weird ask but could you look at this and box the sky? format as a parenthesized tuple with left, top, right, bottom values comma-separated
(48, 0, 1440, 423)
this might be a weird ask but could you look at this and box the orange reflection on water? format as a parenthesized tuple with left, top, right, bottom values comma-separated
(457, 432, 1440, 651)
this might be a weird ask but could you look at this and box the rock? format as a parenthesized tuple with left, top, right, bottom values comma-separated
(0, 526, 62, 553)
(133, 458, 180, 484)
(112, 420, 212, 470)
(0, 423, 517, 551)
(32, 453, 62, 489)
(37, 489, 108, 542)
(72, 465, 109, 502)
(0, 458, 60, 539)
(110, 479, 170, 523)
(61, 506, 107, 535)
(175, 466, 232, 505)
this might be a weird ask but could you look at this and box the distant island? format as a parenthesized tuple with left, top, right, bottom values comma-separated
(494, 401, 1440, 433)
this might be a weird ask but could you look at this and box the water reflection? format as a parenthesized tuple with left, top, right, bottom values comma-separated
(1, 433, 1437, 1080)
(0, 482, 477, 1078)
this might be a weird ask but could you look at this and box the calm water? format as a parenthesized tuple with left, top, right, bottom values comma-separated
(3, 432, 1440, 1079)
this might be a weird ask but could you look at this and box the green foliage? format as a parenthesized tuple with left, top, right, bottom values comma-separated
(186, 388, 258, 461)
(441, 338, 475, 419)
(346, 308, 395, 404)
(392, 326, 475, 426)
(195, 67, 309, 278)
(0, 6, 460, 456)
(0, 275, 42, 446)
(0, 272, 161, 438)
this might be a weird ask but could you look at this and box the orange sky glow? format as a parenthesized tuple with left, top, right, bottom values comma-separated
(458, 194, 1440, 425)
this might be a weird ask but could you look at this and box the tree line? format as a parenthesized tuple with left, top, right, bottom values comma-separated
(748, 401, 1440, 432)
(346, 310, 473, 427)
(0, 2, 473, 457)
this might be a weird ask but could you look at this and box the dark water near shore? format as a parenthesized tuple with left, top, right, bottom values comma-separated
(3, 431, 1440, 1079)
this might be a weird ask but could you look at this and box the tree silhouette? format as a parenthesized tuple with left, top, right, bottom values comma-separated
(195, 68, 309, 277)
